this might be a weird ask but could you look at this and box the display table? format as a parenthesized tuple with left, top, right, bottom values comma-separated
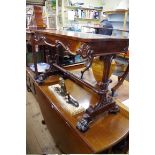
(26, 65, 129, 153)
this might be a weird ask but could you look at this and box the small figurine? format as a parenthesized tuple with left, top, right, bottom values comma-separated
(67, 93, 79, 107)
(54, 77, 67, 97)
(54, 77, 79, 107)
(59, 77, 68, 96)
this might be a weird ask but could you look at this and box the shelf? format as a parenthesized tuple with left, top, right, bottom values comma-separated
(75, 18, 100, 21)
(103, 9, 129, 14)
(26, 0, 45, 6)
(65, 6, 102, 11)
(109, 20, 129, 23)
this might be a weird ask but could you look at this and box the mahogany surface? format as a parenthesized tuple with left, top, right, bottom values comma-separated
(34, 29, 128, 54)
(26, 66, 129, 153)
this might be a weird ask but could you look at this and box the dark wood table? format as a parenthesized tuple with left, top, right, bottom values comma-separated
(27, 29, 128, 132)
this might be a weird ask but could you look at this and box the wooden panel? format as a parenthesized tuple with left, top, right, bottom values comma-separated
(34, 30, 128, 55)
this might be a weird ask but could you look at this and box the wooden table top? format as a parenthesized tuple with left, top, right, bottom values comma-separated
(30, 29, 129, 55)
(26, 65, 129, 153)
(34, 29, 128, 42)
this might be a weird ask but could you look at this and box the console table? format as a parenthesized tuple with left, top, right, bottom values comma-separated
(26, 29, 129, 153)
(29, 30, 128, 131)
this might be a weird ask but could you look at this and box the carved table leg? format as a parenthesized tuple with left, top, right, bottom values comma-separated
(31, 33, 39, 79)
(80, 51, 94, 79)
(35, 50, 58, 84)
(34, 40, 60, 84)
(76, 43, 94, 79)
(77, 55, 119, 132)
(111, 64, 129, 97)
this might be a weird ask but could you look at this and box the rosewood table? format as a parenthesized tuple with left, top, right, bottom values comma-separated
(28, 29, 128, 132)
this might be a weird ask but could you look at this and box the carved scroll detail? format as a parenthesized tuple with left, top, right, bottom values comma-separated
(77, 43, 94, 78)
(77, 43, 94, 59)
(55, 40, 76, 56)
(34, 33, 55, 47)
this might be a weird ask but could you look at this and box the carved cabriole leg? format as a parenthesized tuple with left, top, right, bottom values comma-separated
(76, 54, 119, 132)
(99, 55, 119, 113)
(80, 51, 94, 79)
(76, 43, 94, 79)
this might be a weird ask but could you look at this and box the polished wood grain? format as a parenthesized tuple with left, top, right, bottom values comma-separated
(26, 65, 128, 153)
(34, 29, 128, 54)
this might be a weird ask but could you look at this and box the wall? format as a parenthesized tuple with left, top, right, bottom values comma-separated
(83, 0, 103, 7)
(102, 0, 129, 11)
(102, 0, 129, 36)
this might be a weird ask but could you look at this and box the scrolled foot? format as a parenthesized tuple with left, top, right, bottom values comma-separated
(76, 114, 91, 132)
(109, 104, 120, 114)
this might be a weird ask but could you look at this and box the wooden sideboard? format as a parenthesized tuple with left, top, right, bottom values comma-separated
(26, 65, 128, 153)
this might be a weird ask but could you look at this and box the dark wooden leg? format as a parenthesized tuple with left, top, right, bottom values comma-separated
(76, 55, 119, 132)
(76, 43, 94, 79)
(111, 64, 129, 97)
(31, 33, 39, 78)
(80, 53, 93, 79)
(34, 40, 72, 84)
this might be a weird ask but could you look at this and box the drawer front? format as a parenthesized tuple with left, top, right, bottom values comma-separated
(35, 85, 93, 153)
